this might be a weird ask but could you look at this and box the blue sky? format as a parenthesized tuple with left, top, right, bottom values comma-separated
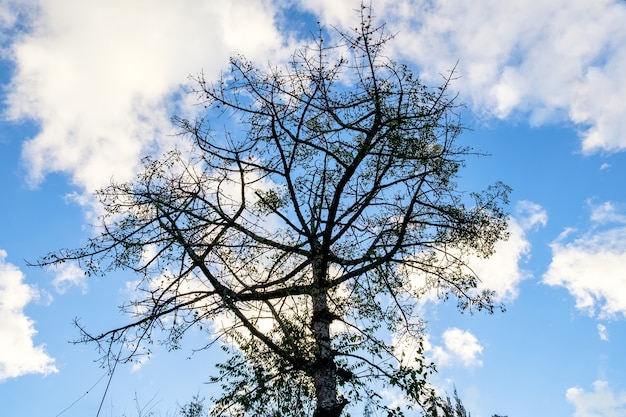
(1, 1, 626, 416)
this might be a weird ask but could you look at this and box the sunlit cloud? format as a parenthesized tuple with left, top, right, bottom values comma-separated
(0, 249, 57, 381)
(427, 328, 484, 368)
(409, 201, 546, 306)
(470, 201, 547, 302)
(299, 0, 626, 154)
(544, 201, 626, 319)
(393, 326, 483, 379)
(566, 380, 626, 417)
(3, 0, 291, 193)
(4, 0, 626, 201)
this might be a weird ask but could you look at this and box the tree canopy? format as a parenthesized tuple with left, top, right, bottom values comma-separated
(38, 6, 509, 417)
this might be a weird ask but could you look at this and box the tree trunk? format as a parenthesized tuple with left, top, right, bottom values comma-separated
(311, 257, 346, 417)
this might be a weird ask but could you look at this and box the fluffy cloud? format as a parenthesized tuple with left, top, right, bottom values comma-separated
(394, 327, 483, 370)
(409, 201, 545, 305)
(4, 0, 290, 192)
(428, 327, 484, 368)
(300, 0, 626, 153)
(544, 201, 626, 319)
(399, 0, 626, 153)
(471, 201, 547, 302)
(544, 226, 626, 319)
(0, 250, 57, 381)
(566, 381, 626, 417)
(6, 0, 626, 198)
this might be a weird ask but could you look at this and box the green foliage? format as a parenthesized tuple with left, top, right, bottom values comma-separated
(209, 335, 316, 417)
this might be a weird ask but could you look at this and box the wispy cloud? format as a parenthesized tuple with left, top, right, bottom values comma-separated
(50, 261, 86, 294)
(566, 380, 626, 417)
(597, 324, 609, 341)
(0, 249, 57, 381)
(589, 201, 626, 225)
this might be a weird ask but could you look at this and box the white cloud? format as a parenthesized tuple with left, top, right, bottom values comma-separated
(589, 201, 626, 225)
(470, 201, 547, 302)
(4, 0, 290, 192)
(545, 201, 626, 318)
(300, 0, 626, 154)
(543, 226, 626, 319)
(400, 0, 626, 153)
(469, 218, 529, 302)
(597, 324, 609, 341)
(393, 327, 482, 375)
(297, 0, 357, 28)
(7, 0, 626, 199)
(566, 381, 626, 417)
(516, 200, 549, 230)
(4, 0, 626, 199)
(426, 328, 483, 368)
(5, 0, 625, 201)
(0, 0, 36, 46)
(0, 249, 57, 381)
(50, 262, 86, 294)
(410, 201, 545, 305)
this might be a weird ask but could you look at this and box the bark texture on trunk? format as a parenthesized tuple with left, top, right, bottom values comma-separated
(311, 256, 346, 417)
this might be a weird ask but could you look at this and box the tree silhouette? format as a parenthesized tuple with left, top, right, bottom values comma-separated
(421, 388, 508, 417)
(37, 5, 509, 417)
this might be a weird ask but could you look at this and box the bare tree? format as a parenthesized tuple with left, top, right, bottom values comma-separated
(37, 6, 509, 417)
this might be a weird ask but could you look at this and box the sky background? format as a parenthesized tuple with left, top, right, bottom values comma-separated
(1, 1, 626, 416)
